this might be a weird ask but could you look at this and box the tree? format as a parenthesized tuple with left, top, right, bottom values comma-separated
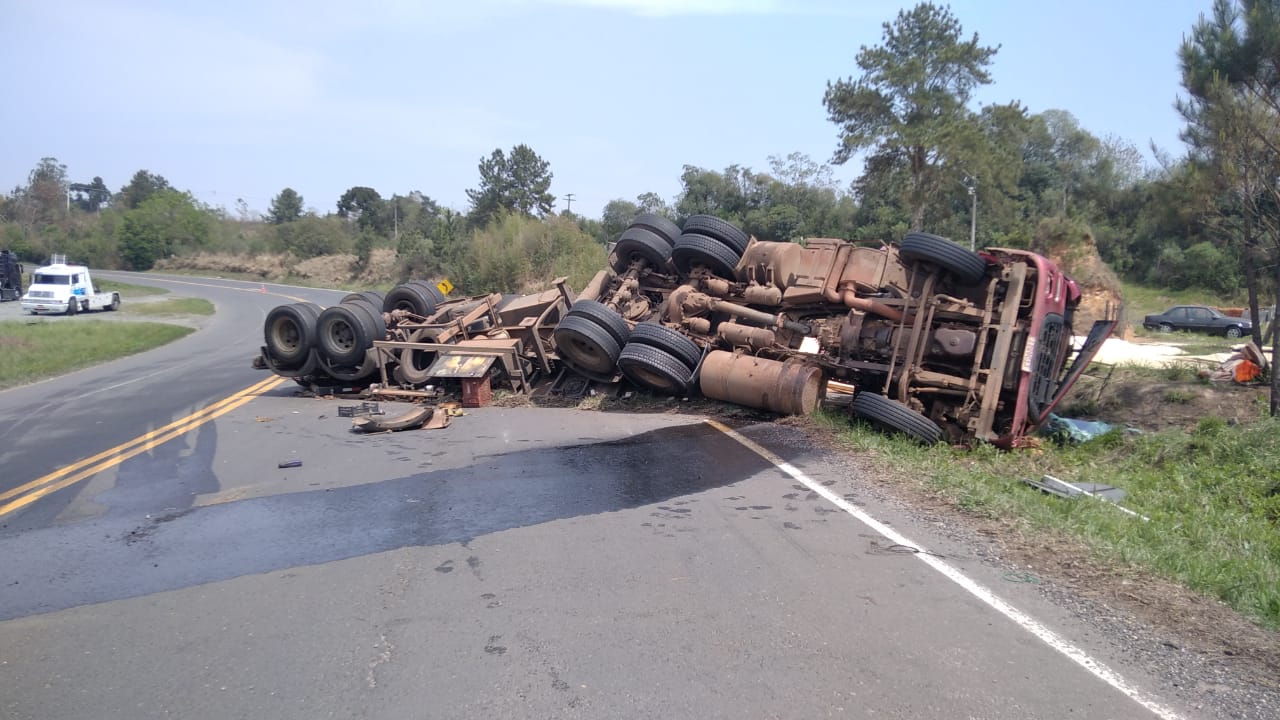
(117, 170, 172, 210)
(116, 190, 211, 270)
(70, 176, 111, 212)
(12, 157, 70, 228)
(636, 192, 672, 216)
(823, 3, 998, 230)
(599, 199, 640, 243)
(267, 188, 304, 225)
(1178, 0, 1280, 415)
(465, 144, 555, 226)
(336, 186, 387, 234)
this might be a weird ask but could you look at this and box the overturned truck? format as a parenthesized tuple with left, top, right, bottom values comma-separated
(256, 215, 1115, 446)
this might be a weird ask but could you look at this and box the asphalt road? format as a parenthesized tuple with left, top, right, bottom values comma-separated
(0, 274, 1196, 719)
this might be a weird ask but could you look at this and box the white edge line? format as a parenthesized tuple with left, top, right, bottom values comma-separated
(708, 420, 1186, 720)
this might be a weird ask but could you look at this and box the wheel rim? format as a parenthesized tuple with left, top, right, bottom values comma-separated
(624, 364, 682, 393)
(1159, 324, 1172, 332)
(1227, 327, 1241, 338)
(559, 332, 615, 374)
(329, 320, 357, 352)
(271, 317, 302, 354)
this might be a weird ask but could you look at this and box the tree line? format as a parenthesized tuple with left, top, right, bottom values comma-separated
(1, 2, 1273, 316)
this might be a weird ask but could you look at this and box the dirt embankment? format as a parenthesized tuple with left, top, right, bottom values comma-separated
(155, 248, 402, 286)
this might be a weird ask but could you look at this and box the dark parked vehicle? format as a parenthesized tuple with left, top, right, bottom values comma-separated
(0, 250, 22, 301)
(1142, 305, 1251, 338)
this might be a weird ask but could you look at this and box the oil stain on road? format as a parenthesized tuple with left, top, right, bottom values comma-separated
(0, 423, 773, 621)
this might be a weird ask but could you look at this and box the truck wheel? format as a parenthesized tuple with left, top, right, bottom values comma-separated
(317, 353, 379, 383)
(408, 280, 447, 305)
(567, 299, 630, 348)
(344, 298, 387, 342)
(394, 328, 440, 386)
(341, 291, 384, 308)
(611, 226, 673, 274)
(851, 392, 942, 445)
(264, 302, 321, 366)
(554, 314, 622, 376)
(671, 232, 741, 280)
(66, 298, 78, 316)
(628, 213, 682, 246)
(900, 232, 987, 286)
(382, 283, 436, 317)
(625, 322, 702, 372)
(682, 215, 750, 255)
(316, 304, 376, 367)
(618, 343, 694, 396)
(108, 294, 120, 311)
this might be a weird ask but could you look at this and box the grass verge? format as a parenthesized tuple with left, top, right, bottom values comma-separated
(0, 320, 194, 389)
(814, 411, 1280, 630)
(95, 279, 170, 297)
(122, 297, 215, 316)
(1120, 280, 1241, 321)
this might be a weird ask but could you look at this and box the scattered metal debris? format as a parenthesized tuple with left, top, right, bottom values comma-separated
(1024, 474, 1150, 521)
(338, 402, 384, 417)
(351, 406, 435, 433)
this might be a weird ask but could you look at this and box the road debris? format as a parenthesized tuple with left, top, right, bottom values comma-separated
(1209, 340, 1270, 385)
(1024, 474, 1150, 521)
(350, 406, 438, 433)
(277, 459, 302, 468)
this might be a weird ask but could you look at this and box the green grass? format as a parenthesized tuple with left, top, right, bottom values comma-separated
(94, 279, 170, 297)
(121, 297, 215, 316)
(1119, 280, 1240, 320)
(0, 320, 195, 389)
(817, 411, 1280, 630)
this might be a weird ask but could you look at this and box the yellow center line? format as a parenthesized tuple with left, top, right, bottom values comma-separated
(0, 376, 288, 518)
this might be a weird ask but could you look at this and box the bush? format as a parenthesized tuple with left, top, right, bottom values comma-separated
(275, 214, 350, 259)
(456, 212, 605, 294)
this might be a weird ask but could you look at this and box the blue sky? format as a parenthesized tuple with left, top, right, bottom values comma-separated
(1, 0, 1212, 220)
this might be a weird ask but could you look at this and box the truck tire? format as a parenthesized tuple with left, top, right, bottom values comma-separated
(682, 215, 750, 255)
(628, 213, 682, 246)
(341, 291, 384, 308)
(899, 232, 987, 286)
(625, 322, 701, 372)
(851, 392, 942, 445)
(618, 343, 694, 396)
(66, 298, 78, 316)
(108, 294, 120, 311)
(395, 328, 441, 386)
(611, 226, 673, 274)
(383, 283, 436, 317)
(264, 302, 321, 367)
(317, 353, 379, 383)
(408, 280, 447, 305)
(567, 299, 631, 349)
(344, 298, 387, 343)
(671, 232, 741, 280)
(554, 314, 622, 376)
(316, 304, 376, 367)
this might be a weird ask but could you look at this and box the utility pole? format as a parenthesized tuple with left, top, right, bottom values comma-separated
(563, 193, 575, 214)
(963, 175, 978, 251)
